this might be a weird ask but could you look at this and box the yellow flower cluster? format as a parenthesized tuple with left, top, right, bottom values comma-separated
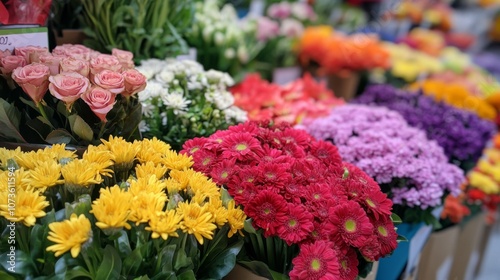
(468, 149, 500, 195)
(0, 136, 246, 259)
(383, 42, 443, 82)
(410, 79, 497, 120)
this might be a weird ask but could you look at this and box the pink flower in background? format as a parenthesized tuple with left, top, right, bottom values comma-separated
(81, 86, 116, 122)
(12, 63, 50, 105)
(48, 72, 90, 111)
(90, 54, 122, 76)
(39, 54, 63, 76)
(267, 2, 291, 19)
(60, 57, 90, 78)
(257, 17, 280, 41)
(14, 46, 49, 64)
(0, 55, 26, 75)
(66, 45, 93, 61)
(0, 50, 11, 59)
(112, 48, 135, 70)
(122, 69, 146, 97)
(280, 18, 304, 38)
(94, 70, 125, 94)
(291, 2, 316, 21)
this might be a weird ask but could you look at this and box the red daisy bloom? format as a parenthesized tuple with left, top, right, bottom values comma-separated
(228, 182, 259, 206)
(289, 240, 340, 280)
(284, 183, 305, 204)
(329, 200, 373, 248)
(305, 183, 334, 204)
(337, 248, 359, 280)
(192, 149, 219, 173)
(181, 137, 209, 156)
(220, 132, 262, 161)
(309, 221, 336, 242)
(278, 128, 313, 148)
(371, 217, 398, 258)
(245, 190, 288, 236)
(228, 122, 260, 134)
(278, 204, 314, 245)
(257, 162, 292, 188)
(359, 237, 381, 262)
(209, 159, 236, 185)
(356, 190, 393, 220)
(282, 142, 307, 158)
(310, 140, 343, 168)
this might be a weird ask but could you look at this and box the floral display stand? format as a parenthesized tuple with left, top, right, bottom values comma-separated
(327, 72, 360, 101)
(449, 212, 487, 280)
(417, 225, 461, 280)
(53, 29, 86, 46)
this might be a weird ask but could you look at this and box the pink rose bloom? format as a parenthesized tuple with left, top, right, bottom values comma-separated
(81, 86, 116, 122)
(267, 2, 291, 19)
(112, 48, 135, 70)
(0, 55, 27, 75)
(90, 54, 122, 76)
(94, 69, 125, 94)
(257, 17, 280, 41)
(40, 54, 64, 76)
(280, 18, 304, 38)
(0, 50, 12, 59)
(66, 45, 94, 61)
(60, 58, 90, 78)
(52, 45, 71, 57)
(122, 69, 146, 97)
(14, 46, 49, 64)
(12, 63, 50, 105)
(291, 3, 316, 21)
(49, 72, 90, 110)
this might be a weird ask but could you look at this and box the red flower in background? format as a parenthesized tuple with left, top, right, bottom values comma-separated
(2, 0, 51, 25)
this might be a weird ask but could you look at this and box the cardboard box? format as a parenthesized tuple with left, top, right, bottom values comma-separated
(224, 265, 267, 280)
(474, 223, 493, 276)
(417, 225, 460, 280)
(449, 212, 486, 280)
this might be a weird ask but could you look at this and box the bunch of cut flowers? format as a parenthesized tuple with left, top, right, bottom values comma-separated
(301, 104, 465, 227)
(297, 26, 390, 76)
(247, 1, 317, 80)
(185, 0, 261, 80)
(355, 85, 496, 172)
(230, 73, 344, 124)
(0, 136, 246, 279)
(181, 121, 400, 280)
(0, 44, 146, 147)
(136, 59, 247, 151)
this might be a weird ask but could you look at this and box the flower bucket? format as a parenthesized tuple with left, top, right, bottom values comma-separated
(417, 225, 460, 280)
(376, 222, 433, 280)
(449, 212, 487, 280)
(474, 222, 494, 276)
(53, 29, 86, 46)
(224, 265, 268, 280)
(327, 72, 360, 101)
(0, 142, 86, 157)
(272, 66, 301, 85)
(361, 261, 379, 280)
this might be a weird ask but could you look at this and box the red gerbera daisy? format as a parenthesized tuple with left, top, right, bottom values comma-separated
(181, 137, 209, 156)
(192, 149, 219, 173)
(371, 217, 398, 258)
(284, 183, 305, 204)
(228, 122, 260, 134)
(257, 162, 292, 188)
(278, 128, 313, 148)
(220, 132, 262, 160)
(228, 182, 259, 206)
(337, 248, 359, 280)
(289, 240, 340, 280)
(310, 140, 343, 168)
(277, 204, 314, 245)
(305, 183, 334, 204)
(309, 221, 336, 242)
(245, 190, 288, 236)
(210, 159, 236, 185)
(329, 200, 373, 248)
(359, 237, 381, 262)
(356, 190, 393, 220)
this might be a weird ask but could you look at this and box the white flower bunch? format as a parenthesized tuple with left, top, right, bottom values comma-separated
(137, 59, 247, 150)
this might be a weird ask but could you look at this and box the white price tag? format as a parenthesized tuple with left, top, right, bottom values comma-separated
(0, 27, 49, 51)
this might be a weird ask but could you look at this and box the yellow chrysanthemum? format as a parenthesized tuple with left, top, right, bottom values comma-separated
(163, 150, 193, 171)
(136, 138, 171, 164)
(226, 200, 246, 238)
(169, 169, 191, 190)
(15, 150, 54, 170)
(128, 175, 167, 196)
(100, 136, 140, 171)
(206, 197, 228, 227)
(91, 186, 132, 233)
(62, 160, 102, 195)
(146, 210, 182, 240)
(0, 168, 31, 191)
(129, 192, 168, 225)
(468, 171, 499, 194)
(22, 160, 63, 190)
(46, 214, 92, 258)
(135, 162, 168, 180)
(177, 202, 217, 244)
(0, 188, 49, 227)
(164, 178, 182, 195)
(189, 176, 220, 203)
(44, 144, 77, 161)
(0, 147, 22, 168)
(82, 146, 115, 177)
(476, 160, 500, 182)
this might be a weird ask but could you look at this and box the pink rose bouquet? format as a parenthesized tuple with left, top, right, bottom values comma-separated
(0, 44, 146, 146)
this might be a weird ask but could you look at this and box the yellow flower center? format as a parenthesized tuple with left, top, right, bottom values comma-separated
(264, 208, 271, 215)
(366, 199, 376, 208)
(190, 147, 199, 153)
(288, 219, 297, 227)
(311, 259, 321, 272)
(235, 144, 247, 151)
(378, 226, 388, 237)
(202, 158, 211, 166)
(221, 171, 228, 179)
(313, 194, 320, 200)
(341, 260, 347, 269)
(345, 219, 356, 232)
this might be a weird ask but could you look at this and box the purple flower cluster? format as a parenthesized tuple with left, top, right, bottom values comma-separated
(354, 84, 496, 164)
(474, 53, 500, 77)
(300, 104, 464, 210)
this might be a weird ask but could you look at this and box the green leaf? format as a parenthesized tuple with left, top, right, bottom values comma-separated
(159, 245, 177, 273)
(220, 188, 233, 207)
(390, 213, 403, 225)
(397, 234, 408, 243)
(0, 250, 36, 276)
(150, 271, 176, 280)
(95, 245, 122, 280)
(237, 261, 279, 280)
(116, 230, 132, 256)
(68, 114, 94, 142)
(243, 219, 257, 234)
(64, 266, 93, 279)
(120, 101, 142, 140)
(202, 239, 243, 279)
(0, 98, 26, 142)
(176, 270, 196, 280)
(122, 245, 146, 276)
(0, 271, 16, 280)
(45, 129, 74, 144)
(173, 249, 191, 271)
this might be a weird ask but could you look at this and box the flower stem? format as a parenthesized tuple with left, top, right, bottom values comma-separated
(97, 121, 107, 140)
(82, 251, 95, 278)
(36, 102, 53, 128)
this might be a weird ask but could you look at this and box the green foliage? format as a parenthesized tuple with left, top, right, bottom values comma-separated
(80, 0, 194, 62)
